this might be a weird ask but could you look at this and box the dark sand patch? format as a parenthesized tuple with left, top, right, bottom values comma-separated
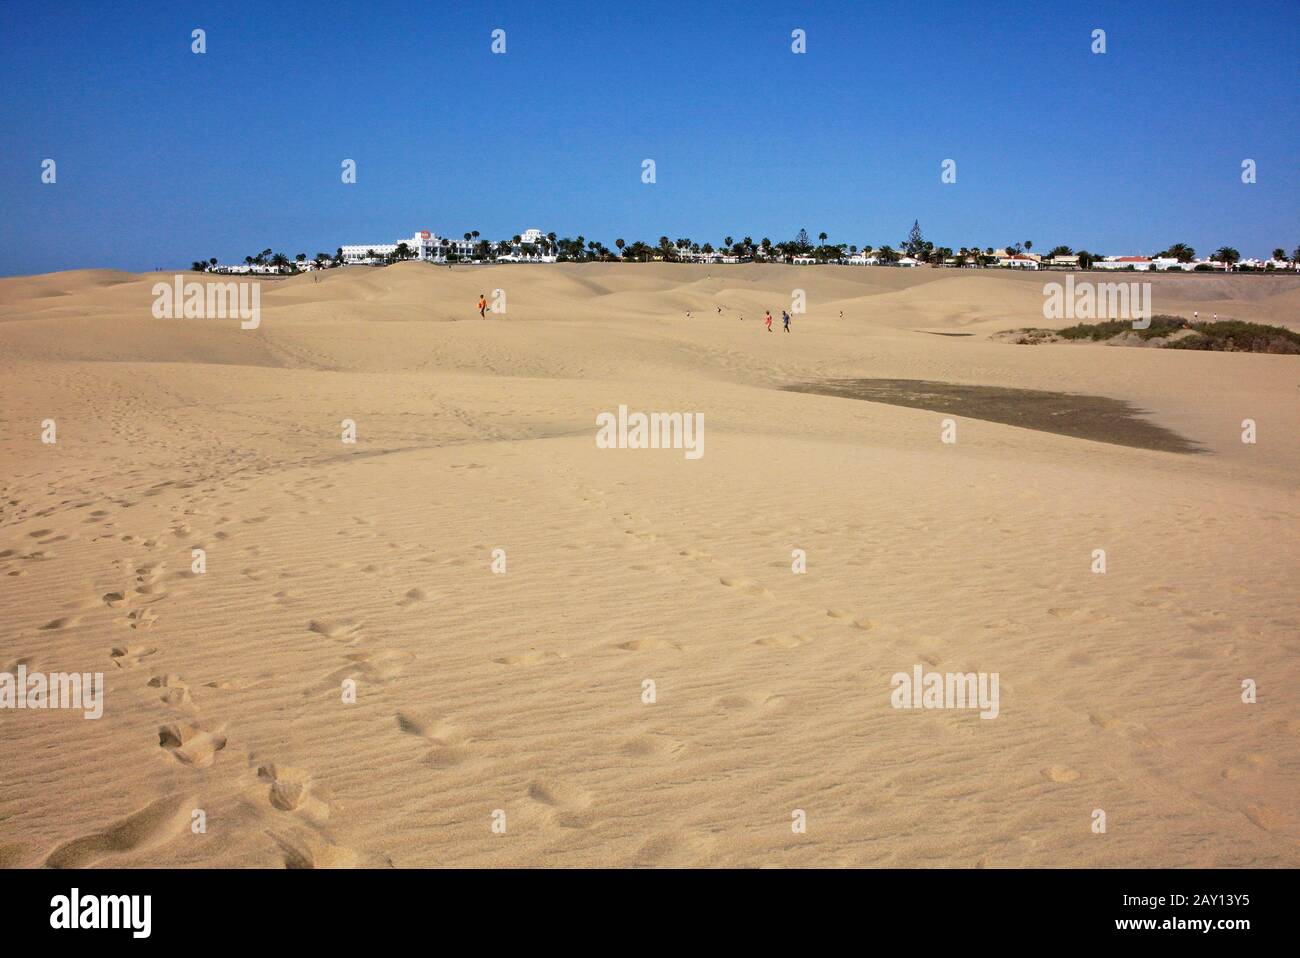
(783, 378, 1202, 454)
(915, 330, 975, 337)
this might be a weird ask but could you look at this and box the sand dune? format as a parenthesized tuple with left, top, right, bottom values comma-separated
(0, 263, 1296, 867)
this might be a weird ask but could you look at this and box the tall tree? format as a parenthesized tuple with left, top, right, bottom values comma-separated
(1213, 246, 1240, 267)
(903, 221, 925, 257)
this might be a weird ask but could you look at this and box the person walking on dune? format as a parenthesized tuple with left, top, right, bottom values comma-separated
(477, 294, 487, 319)
(782, 309, 791, 333)
(764, 310, 773, 332)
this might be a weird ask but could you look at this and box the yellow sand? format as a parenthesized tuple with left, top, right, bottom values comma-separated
(1, 263, 1296, 868)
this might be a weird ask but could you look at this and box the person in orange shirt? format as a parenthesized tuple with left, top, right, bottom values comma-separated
(477, 294, 487, 318)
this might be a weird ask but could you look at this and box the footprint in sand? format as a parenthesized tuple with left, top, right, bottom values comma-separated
(395, 711, 472, 767)
(754, 634, 811, 649)
(1047, 607, 1114, 624)
(135, 561, 166, 581)
(494, 650, 565, 666)
(1042, 766, 1081, 783)
(678, 548, 714, 561)
(148, 674, 194, 709)
(331, 650, 413, 684)
(307, 619, 362, 643)
(1241, 803, 1284, 832)
(269, 832, 362, 869)
(525, 779, 594, 830)
(615, 639, 682, 653)
(158, 721, 228, 767)
(257, 764, 330, 823)
(39, 615, 82, 631)
(714, 691, 787, 713)
(102, 591, 131, 608)
(4, 654, 40, 673)
(1087, 711, 1122, 731)
(397, 588, 429, 607)
(719, 577, 773, 598)
(619, 733, 686, 758)
(110, 644, 157, 669)
(826, 609, 875, 630)
(121, 608, 158, 630)
(632, 831, 715, 867)
(43, 793, 195, 868)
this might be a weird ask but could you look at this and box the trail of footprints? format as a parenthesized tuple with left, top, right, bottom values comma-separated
(17, 495, 380, 866)
(12, 468, 1285, 866)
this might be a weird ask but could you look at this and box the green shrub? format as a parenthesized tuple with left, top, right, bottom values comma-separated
(1169, 321, 1300, 354)
(1056, 315, 1187, 341)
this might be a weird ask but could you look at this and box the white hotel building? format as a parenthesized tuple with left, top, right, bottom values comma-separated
(339, 228, 551, 264)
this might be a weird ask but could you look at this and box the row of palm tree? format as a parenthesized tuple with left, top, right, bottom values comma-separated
(194, 232, 1300, 272)
(192, 248, 339, 273)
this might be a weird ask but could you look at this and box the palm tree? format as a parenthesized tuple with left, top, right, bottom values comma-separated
(1271, 248, 1286, 262)
(1024, 240, 1033, 252)
(270, 252, 291, 273)
(818, 232, 828, 244)
(1212, 246, 1240, 268)
(190, 260, 208, 272)
(244, 256, 255, 271)
(615, 238, 625, 253)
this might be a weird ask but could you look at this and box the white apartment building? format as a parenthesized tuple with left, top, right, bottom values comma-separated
(1093, 256, 1153, 270)
(339, 231, 466, 264)
(340, 229, 553, 264)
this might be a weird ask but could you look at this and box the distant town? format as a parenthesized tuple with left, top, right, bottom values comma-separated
(194, 223, 1300, 275)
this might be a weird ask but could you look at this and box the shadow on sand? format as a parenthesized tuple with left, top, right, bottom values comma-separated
(782, 378, 1202, 454)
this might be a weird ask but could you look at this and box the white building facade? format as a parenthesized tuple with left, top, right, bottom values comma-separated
(340, 229, 554, 264)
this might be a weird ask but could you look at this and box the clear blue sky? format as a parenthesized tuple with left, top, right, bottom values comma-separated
(1, 0, 1296, 275)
